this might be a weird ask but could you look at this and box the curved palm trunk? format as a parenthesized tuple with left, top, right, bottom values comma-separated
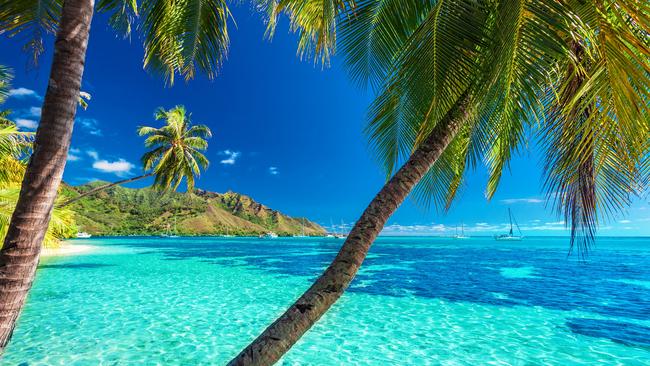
(0, 0, 94, 351)
(229, 94, 472, 366)
(58, 173, 154, 208)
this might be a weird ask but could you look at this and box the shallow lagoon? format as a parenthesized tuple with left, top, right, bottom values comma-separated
(5, 236, 650, 365)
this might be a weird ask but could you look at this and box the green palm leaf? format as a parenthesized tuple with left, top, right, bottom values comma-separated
(0, 0, 62, 63)
(141, 0, 231, 84)
(138, 105, 211, 192)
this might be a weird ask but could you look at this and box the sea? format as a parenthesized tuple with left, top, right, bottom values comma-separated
(4, 236, 650, 365)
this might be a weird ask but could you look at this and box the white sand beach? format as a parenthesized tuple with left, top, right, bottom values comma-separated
(41, 244, 99, 257)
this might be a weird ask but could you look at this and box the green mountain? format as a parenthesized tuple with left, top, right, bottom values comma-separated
(62, 182, 325, 236)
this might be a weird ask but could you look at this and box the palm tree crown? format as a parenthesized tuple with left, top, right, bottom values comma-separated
(139, 105, 211, 192)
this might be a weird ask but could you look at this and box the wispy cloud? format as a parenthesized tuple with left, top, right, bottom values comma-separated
(27, 106, 41, 117)
(86, 150, 99, 160)
(618, 219, 632, 224)
(269, 166, 279, 175)
(67, 148, 82, 162)
(77, 117, 102, 136)
(9, 87, 41, 99)
(15, 118, 38, 129)
(92, 159, 135, 176)
(499, 197, 545, 205)
(219, 150, 240, 165)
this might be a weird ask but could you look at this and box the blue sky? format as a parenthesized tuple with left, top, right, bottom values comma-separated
(2, 7, 649, 237)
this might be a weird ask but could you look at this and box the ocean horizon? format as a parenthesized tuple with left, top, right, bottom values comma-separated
(4, 236, 649, 365)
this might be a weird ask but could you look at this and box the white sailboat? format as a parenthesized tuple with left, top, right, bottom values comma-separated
(494, 209, 524, 241)
(293, 218, 308, 238)
(453, 223, 470, 239)
(325, 219, 335, 238)
(335, 219, 347, 239)
(222, 226, 234, 238)
(76, 232, 92, 238)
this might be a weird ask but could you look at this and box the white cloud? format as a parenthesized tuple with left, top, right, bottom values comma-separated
(15, 118, 38, 129)
(545, 221, 565, 225)
(67, 153, 81, 162)
(76, 117, 102, 136)
(86, 150, 99, 160)
(269, 166, 279, 175)
(499, 197, 545, 205)
(219, 150, 240, 165)
(28, 106, 42, 117)
(67, 148, 82, 162)
(92, 159, 134, 176)
(618, 219, 632, 224)
(9, 87, 41, 99)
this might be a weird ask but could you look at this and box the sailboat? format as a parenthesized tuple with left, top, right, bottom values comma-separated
(293, 218, 308, 238)
(222, 226, 234, 238)
(162, 218, 179, 238)
(325, 218, 335, 238)
(453, 223, 470, 239)
(494, 208, 524, 241)
(335, 219, 347, 239)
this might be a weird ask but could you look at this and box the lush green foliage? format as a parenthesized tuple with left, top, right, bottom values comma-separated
(62, 182, 325, 236)
(0, 67, 77, 247)
(139, 105, 211, 192)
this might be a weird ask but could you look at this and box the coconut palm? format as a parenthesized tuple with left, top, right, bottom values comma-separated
(0, 0, 230, 349)
(59, 105, 211, 207)
(0, 117, 75, 251)
(229, 1, 650, 364)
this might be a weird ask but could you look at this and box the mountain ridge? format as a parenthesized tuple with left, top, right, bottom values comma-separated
(62, 182, 325, 236)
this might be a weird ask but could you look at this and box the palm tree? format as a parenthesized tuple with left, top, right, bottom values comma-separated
(229, 1, 650, 364)
(59, 105, 211, 207)
(0, 0, 230, 349)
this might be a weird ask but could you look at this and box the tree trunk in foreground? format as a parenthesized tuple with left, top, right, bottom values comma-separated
(58, 173, 154, 208)
(0, 0, 94, 351)
(228, 95, 472, 366)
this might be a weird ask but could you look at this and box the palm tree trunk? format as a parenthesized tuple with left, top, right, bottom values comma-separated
(0, 0, 94, 351)
(58, 173, 154, 208)
(228, 94, 472, 366)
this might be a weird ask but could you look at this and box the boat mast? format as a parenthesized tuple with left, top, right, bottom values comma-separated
(508, 208, 513, 235)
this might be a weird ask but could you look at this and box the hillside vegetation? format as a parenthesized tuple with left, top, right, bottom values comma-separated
(62, 182, 325, 236)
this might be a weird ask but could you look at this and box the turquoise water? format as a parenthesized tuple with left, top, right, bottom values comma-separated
(4, 236, 650, 365)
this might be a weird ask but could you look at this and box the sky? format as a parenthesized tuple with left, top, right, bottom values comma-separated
(1, 6, 649, 237)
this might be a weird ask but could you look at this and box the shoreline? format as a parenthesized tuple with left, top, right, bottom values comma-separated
(41, 243, 100, 257)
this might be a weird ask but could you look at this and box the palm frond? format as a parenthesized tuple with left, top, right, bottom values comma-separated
(0, 0, 63, 63)
(0, 65, 12, 103)
(365, 0, 489, 180)
(257, 0, 352, 65)
(141, 0, 231, 84)
(339, 0, 435, 89)
(540, 0, 650, 253)
(97, 0, 139, 38)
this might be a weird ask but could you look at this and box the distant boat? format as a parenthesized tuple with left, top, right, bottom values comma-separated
(293, 218, 308, 238)
(453, 223, 470, 239)
(162, 219, 179, 238)
(264, 232, 278, 239)
(335, 219, 347, 239)
(494, 209, 524, 241)
(76, 232, 91, 238)
(222, 226, 234, 238)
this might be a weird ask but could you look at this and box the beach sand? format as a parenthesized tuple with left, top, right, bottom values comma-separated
(41, 243, 99, 257)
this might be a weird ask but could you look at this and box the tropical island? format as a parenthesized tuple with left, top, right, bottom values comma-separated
(63, 182, 325, 237)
